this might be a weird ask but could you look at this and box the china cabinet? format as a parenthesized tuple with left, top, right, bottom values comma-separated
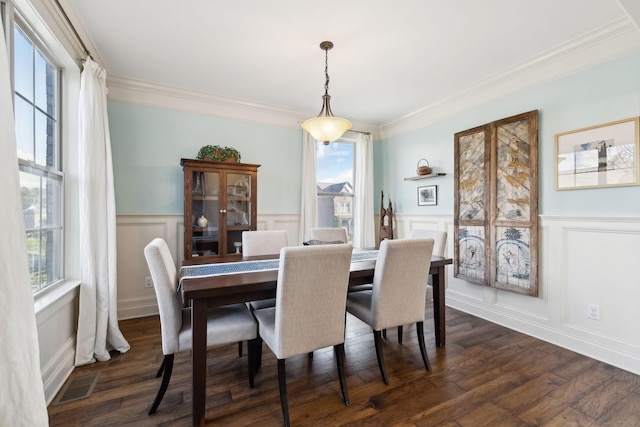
(181, 158, 260, 261)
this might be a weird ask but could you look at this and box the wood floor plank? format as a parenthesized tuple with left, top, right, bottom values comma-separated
(47, 304, 640, 426)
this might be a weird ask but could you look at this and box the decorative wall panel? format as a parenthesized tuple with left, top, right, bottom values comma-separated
(454, 110, 539, 296)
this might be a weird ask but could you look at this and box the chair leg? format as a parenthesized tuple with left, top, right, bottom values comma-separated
(149, 354, 174, 415)
(397, 325, 403, 344)
(247, 339, 256, 388)
(277, 359, 291, 427)
(416, 321, 431, 371)
(238, 341, 243, 357)
(256, 335, 263, 373)
(382, 328, 387, 339)
(334, 343, 350, 406)
(155, 355, 166, 378)
(373, 330, 389, 384)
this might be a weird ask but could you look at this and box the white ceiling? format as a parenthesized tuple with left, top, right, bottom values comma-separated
(62, 0, 640, 130)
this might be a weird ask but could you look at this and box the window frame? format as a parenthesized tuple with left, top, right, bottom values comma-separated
(6, 4, 66, 294)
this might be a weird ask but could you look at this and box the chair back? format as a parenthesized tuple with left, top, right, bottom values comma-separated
(144, 238, 183, 355)
(242, 230, 289, 256)
(309, 227, 348, 243)
(273, 244, 353, 359)
(371, 239, 434, 330)
(409, 229, 447, 256)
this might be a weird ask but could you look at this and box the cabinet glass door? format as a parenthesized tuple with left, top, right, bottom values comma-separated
(226, 172, 252, 255)
(191, 171, 220, 257)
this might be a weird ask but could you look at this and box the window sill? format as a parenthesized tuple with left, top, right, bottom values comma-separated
(34, 279, 81, 317)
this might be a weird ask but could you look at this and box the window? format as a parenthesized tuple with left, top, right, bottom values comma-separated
(316, 140, 354, 240)
(12, 22, 63, 292)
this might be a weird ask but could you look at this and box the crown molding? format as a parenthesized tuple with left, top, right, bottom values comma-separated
(106, 75, 380, 137)
(105, 18, 640, 141)
(106, 76, 308, 128)
(379, 17, 640, 139)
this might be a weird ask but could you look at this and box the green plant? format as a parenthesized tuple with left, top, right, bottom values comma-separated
(196, 145, 241, 162)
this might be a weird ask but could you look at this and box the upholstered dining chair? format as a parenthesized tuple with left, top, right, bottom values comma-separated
(242, 230, 289, 311)
(242, 229, 289, 258)
(143, 238, 258, 415)
(409, 228, 447, 299)
(309, 227, 348, 243)
(252, 244, 354, 427)
(345, 238, 434, 384)
(241, 230, 290, 357)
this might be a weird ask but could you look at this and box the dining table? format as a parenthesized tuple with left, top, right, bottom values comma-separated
(179, 250, 452, 426)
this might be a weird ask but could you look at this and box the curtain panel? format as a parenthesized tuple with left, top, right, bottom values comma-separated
(0, 26, 49, 425)
(75, 57, 130, 365)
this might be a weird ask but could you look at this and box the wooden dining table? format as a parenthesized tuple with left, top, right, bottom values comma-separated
(180, 251, 452, 426)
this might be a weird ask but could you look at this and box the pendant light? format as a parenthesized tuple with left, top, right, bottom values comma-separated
(301, 41, 352, 145)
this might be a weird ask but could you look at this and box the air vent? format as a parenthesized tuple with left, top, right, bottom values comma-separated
(52, 372, 100, 405)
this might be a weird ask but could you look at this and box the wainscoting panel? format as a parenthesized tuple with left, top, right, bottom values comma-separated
(116, 213, 640, 374)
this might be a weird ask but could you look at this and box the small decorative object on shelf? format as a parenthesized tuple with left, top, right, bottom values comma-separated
(196, 145, 242, 162)
(416, 158, 431, 176)
(233, 241, 242, 254)
(197, 215, 208, 227)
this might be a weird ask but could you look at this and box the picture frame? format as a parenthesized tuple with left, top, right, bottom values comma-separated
(418, 185, 437, 206)
(555, 117, 639, 190)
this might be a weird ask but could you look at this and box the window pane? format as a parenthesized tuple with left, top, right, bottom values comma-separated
(13, 27, 33, 101)
(43, 174, 62, 228)
(20, 171, 40, 230)
(316, 140, 355, 241)
(14, 95, 34, 161)
(316, 141, 354, 189)
(34, 110, 55, 166)
(35, 50, 56, 115)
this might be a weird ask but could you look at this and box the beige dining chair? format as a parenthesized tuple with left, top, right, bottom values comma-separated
(241, 230, 290, 357)
(252, 244, 354, 427)
(309, 227, 348, 243)
(144, 238, 258, 415)
(409, 228, 447, 299)
(242, 229, 289, 310)
(346, 238, 434, 384)
(242, 230, 289, 257)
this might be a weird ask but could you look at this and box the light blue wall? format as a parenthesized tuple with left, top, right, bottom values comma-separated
(110, 51, 640, 217)
(376, 51, 640, 216)
(109, 102, 302, 214)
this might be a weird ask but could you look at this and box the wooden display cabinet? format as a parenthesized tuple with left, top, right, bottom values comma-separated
(181, 158, 260, 261)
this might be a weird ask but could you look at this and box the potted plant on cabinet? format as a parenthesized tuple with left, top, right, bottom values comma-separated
(196, 145, 241, 162)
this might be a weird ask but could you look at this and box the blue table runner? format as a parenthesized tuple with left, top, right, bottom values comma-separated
(179, 250, 378, 286)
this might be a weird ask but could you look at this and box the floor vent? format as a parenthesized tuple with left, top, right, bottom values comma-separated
(52, 372, 100, 405)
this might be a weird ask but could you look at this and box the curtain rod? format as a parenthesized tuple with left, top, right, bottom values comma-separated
(347, 129, 371, 135)
(53, 0, 91, 59)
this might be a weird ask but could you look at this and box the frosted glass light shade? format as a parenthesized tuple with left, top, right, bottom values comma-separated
(301, 116, 352, 144)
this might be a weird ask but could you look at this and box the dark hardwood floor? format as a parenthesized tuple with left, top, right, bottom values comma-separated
(48, 303, 640, 426)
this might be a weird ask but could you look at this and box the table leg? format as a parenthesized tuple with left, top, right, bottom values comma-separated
(192, 299, 207, 426)
(432, 265, 445, 347)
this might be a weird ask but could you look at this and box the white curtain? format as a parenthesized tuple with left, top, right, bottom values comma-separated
(353, 132, 376, 248)
(0, 27, 49, 425)
(75, 57, 130, 365)
(298, 132, 318, 244)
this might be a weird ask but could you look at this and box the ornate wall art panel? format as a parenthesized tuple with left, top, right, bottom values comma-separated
(454, 125, 491, 286)
(454, 110, 539, 296)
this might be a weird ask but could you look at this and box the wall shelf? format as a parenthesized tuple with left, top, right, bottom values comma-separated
(404, 172, 446, 181)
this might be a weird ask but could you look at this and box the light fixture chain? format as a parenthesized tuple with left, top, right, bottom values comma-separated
(324, 46, 330, 96)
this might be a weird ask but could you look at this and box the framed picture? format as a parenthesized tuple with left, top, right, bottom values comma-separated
(555, 117, 639, 190)
(418, 185, 437, 206)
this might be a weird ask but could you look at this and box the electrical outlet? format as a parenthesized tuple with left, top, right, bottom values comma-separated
(587, 303, 600, 320)
(145, 276, 153, 288)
